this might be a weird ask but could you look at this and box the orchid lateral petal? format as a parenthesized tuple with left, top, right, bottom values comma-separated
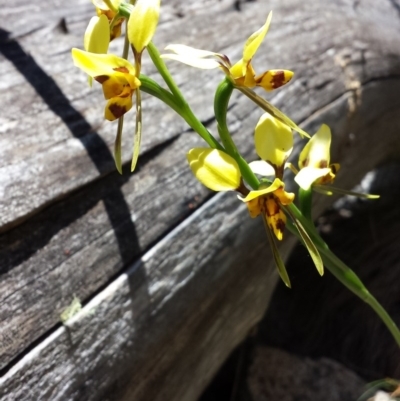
(299, 124, 332, 169)
(187, 148, 241, 191)
(239, 178, 283, 202)
(249, 160, 275, 176)
(161, 54, 221, 69)
(255, 69, 294, 91)
(262, 214, 291, 288)
(128, 0, 160, 54)
(242, 11, 272, 70)
(72, 49, 136, 78)
(131, 89, 142, 172)
(295, 166, 332, 190)
(255, 113, 293, 169)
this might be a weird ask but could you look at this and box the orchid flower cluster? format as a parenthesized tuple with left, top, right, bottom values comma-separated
(72, 1, 400, 349)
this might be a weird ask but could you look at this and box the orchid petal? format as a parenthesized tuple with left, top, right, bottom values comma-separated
(164, 44, 221, 59)
(239, 178, 283, 202)
(294, 166, 332, 190)
(254, 113, 293, 168)
(255, 69, 294, 91)
(128, 0, 160, 53)
(249, 160, 275, 176)
(187, 148, 241, 191)
(84, 15, 110, 55)
(72, 49, 136, 78)
(242, 11, 272, 70)
(104, 91, 133, 121)
(161, 54, 221, 69)
(299, 124, 332, 169)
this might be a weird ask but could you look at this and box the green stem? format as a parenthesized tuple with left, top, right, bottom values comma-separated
(146, 42, 186, 105)
(298, 188, 313, 221)
(139, 75, 222, 150)
(286, 205, 400, 348)
(214, 78, 260, 190)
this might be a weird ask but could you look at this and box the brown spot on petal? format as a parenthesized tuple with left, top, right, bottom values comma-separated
(265, 197, 280, 217)
(302, 157, 310, 167)
(108, 103, 127, 119)
(271, 71, 285, 89)
(95, 75, 109, 84)
(114, 66, 129, 73)
(319, 160, 328, 168)
(276, 218, 286, 233)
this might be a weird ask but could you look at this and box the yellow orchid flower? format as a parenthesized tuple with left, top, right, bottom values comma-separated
(294, 124, 340, 190)
(239, 113, 296, 240)
(240, 178, 294, 241)
(71, 48, 141, 121)
(186, 144, 321, 287)
(92, 0, 124, 40)
(128, 0, 161, 56)
(162, 12, 293, 92)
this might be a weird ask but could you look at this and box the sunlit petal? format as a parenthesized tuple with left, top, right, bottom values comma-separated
(242, 11, 272, 70)
(255, 69, 294, 91)
(104, 90, 133, 121)
(164, 44, 221, 59)
(187, 148, 241, 191)
(254, 113, 293, 168)
(161, 54, 221, 69)
(249, 160, 275, 176)
(128, 0, 161, 53)
(294, 166, 331, 190)
(299, 124, 332, 169)
(72, 49, 136, 78)
(84, 15, 110, 54)
(239, 178, 283, 202)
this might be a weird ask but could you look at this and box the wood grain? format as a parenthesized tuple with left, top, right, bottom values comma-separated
(1, 0, 400, 399)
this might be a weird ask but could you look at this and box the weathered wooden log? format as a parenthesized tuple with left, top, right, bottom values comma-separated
(1, 0, 400, 399)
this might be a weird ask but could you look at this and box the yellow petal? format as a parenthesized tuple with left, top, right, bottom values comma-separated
(294, 166, 332, 190)
(71, 49, 136, 78)
(242, 11, 272, 73)
(254, 113, 293, 169)
(84, 15, 110, 54)
(187, 148, 241, 191)
(299, 124, 332, 169)
(255, 69, 294, 91)
(104, 89, 133, 121)
(161, 54, 221, 69)
(246, 198, 262, 218)
(239, 178, 284, 202)
(128, 0, 160, 54)
(249, 160, 275, 176)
